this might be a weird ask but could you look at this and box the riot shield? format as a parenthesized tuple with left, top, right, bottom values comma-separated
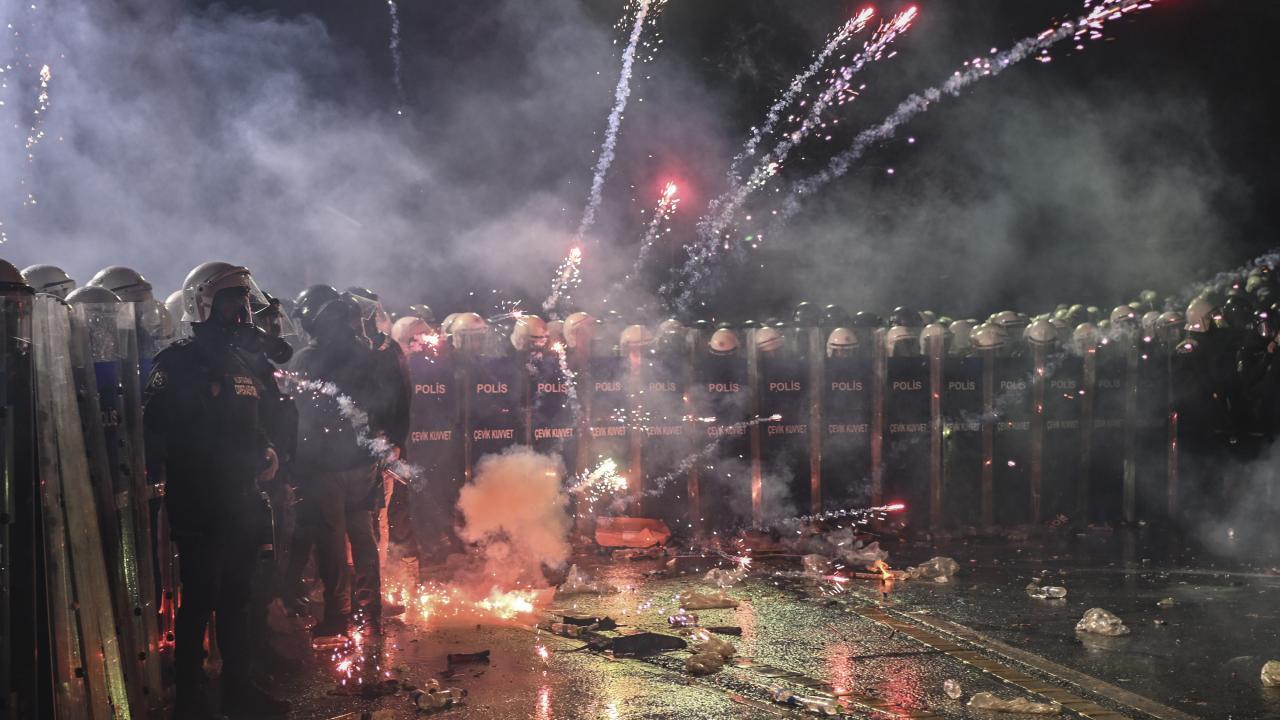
(821, 354, 873, 511)
(1042, 352, 1083, 523)
(992, 355, 1033, 526)
(466, 354, 523, 470)
(1134, 335, 1172, 523)
(942, 355, 983, 528)
(74, 300, 164, 711)
(1089, 342, 1129, 524)
(755, 344, 811, 524)
(528, 350, 576, 457)
(638, 346, 693, 535)
(404, 352, 463, 566)
(692, 349, 750, 531)
(2, 293, 45, 719)
(33, 296, 132, 718)
(884, 355, 930, 528)
(116, 304, 166, 703)
(585, 352, 629, 515)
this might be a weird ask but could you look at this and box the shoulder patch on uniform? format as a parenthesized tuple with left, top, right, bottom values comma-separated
(149, 370, 168, 390)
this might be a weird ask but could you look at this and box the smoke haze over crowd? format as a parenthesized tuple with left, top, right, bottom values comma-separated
(1, 0, 1276, 320)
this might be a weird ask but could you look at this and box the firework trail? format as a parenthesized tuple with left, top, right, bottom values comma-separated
(547, 0, 667, 314)
(725, 7, 876, 186)
(605, 181, 680, 302)
(670, 7, 918, 307)
(543, 245, 583, 313)
(278, 372, 425, 487)
(771, 0, 1159, 232)
(576, 0, 666, 242)
(550, 342, 581, 418)
(387, 0, 406, 114)
(639, 413, 782, 498)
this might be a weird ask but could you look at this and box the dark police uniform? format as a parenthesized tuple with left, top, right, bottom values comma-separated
(142, 334, 271, 694)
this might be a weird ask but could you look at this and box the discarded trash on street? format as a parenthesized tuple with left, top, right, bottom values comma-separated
(966, 692, 1059, 714)
(559, 613, 617, 630)
(837, 540, 888, 569)
(690, 629, 736, 659)
(1262, 660, 1280, 687)
(943, 678, 963, 700)
(1157, 597, 1176, 609)
(593, 632, 688, 657)
(557, 563, 619, 595)
(685, 651, 726, 675)
(768, 686, 839, 716)
(908, 556, 959, 583)
(1026, 583, 1068, 599)
(1075, 608, 1130, 636)
(409, 679, 468, 712)
(594, 517, 672, 548)
(705, 566, 749, 588)
(668, 611, 699, 627)
(676, 588, 740, 609)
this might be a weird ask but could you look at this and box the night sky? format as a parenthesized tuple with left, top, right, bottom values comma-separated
(5, 0, 1278, 320)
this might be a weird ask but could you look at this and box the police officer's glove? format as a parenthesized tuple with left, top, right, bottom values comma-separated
(256, 446, 279, 484)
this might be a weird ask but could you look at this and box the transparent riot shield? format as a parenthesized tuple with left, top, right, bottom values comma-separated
(691, 343, 750, 531)
(1042, 352, 1083, 524)
(1090, 340, 1129, 524)
(884, 353, 930, 529)
(585, 350, 629, 517)
(71, 299, 158, 713)
(2, 293, 44, 719)
(753, 336, 812, 523)
(466, 353, 524, 469)
(33, 296, 133, 718)
(404, 351, 463, 566)
(941, 354, 983, 529)
(992, 354, 1033, 526)
(1134, 333, 1172, 523)
(638, 343, 694, 536)
(821, 351, 873, 512)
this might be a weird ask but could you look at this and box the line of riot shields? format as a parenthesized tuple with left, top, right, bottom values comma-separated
(402, 314, 1196, 546)
(4, 289, 175, 719)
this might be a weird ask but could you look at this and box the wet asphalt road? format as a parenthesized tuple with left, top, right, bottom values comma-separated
(253, 528, 1280, 720)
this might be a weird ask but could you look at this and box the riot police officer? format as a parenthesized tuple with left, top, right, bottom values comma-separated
(143, 262, 291, 718)
(291, 287, 404, 637)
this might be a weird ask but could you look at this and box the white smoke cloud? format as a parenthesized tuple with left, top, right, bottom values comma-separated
(456, 445, 572, 588)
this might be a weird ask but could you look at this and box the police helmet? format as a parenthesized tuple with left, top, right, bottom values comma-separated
(181, 262, 262, 325)
(885, 325, 920, 357)
(826, 327, 857, 358)
(1185, 297, 1214, 333)
(949, 319, 976, 355)
(20, 264, 74, 298)
(1024, 318, 1058, 348)
(1110, 305, 1138, 327)
(657, 318, 684, 336)
(708, 328, 739, 356)
(88, 265, 154, 303)
(65, 285, 120, 305)
(391, 316, 432, 353)
(919, 322, 950, 355)
(889, 306, 924, 328)
(1154, 311, 1183, 344)
(1072, 322, 1100, 354)
(409, 303, 435, 324)
(793, 301, 818, 327)
(1141, 311, 1160, 335)
(511, 314, 550, 351)
(822, 304, 851, 328)
(990, 310, 1027, 336)
(447, 312, 488, 351)
(294, 285, 341, 332)
(619, 323, 656, 350)
(564, 311, 596, 349)
(755, 326, 784, 354)
(970, 322, 1007, 351)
